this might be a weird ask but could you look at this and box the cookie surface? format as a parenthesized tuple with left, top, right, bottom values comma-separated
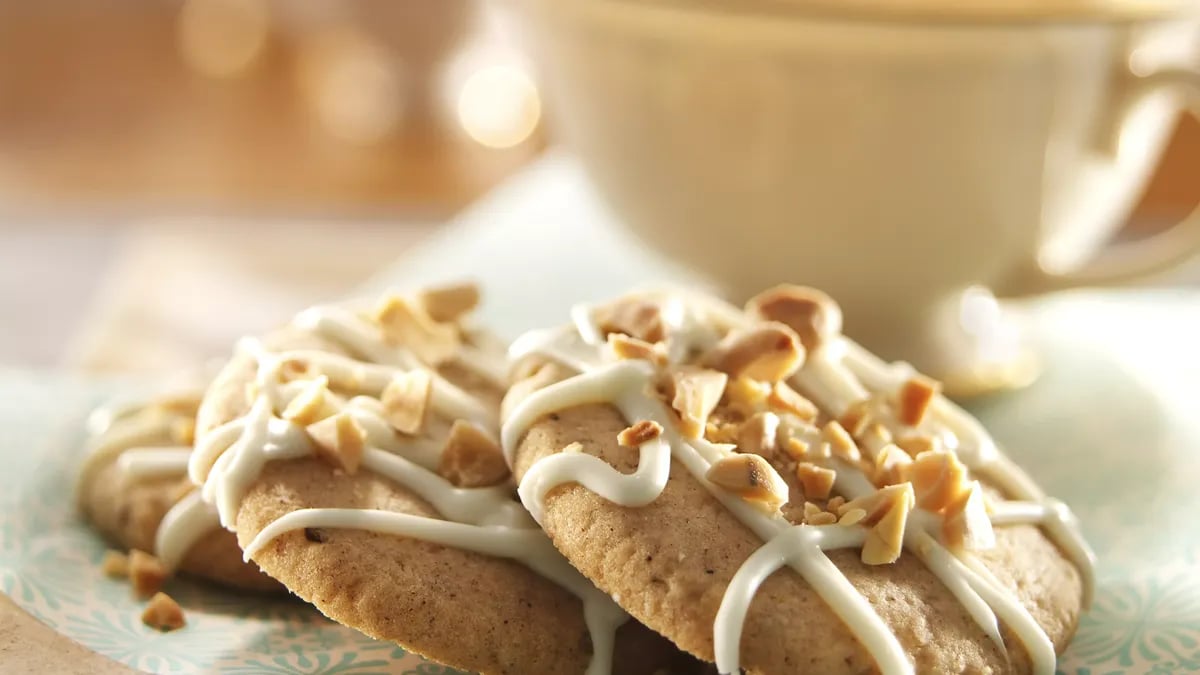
(193, 288, 697, 675)
(503, 286, 1093, 675)
(78, 392, 279, 592)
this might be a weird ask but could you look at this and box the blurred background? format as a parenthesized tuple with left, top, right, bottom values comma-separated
(0, 0, 1196, 371)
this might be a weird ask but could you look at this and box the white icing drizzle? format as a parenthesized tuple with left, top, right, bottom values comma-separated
(190, 297, 629, 675)
(156, 490, 220, 572)
(116, 447, 193, 481)
(79, 391, 223, 574)
(502, 290, 1097, 675)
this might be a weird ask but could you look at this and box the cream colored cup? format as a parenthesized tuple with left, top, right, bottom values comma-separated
(508, 0, 1200, 390)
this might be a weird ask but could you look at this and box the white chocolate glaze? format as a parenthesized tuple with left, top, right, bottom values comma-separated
(502, 289, 1096, 675)
(78, 389, 224, 574)
(189, 294, 629, 675)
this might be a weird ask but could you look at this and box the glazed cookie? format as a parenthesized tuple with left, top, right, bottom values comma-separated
(191, 283, 696, 675)
(78, 383, 279, 592)
(502, 285, 1095, 675)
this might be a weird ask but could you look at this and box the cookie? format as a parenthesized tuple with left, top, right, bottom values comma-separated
(192, 283, 696, 675)
(502, 285, 1095, 675)
(77, 384, 279, 592)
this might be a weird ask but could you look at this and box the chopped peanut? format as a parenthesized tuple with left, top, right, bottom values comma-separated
(282, 376, 333, 426)
(738, 412, 780, 458)
(705, 421, 741, 445)
(942, 481, 996, 551)
(873, 444, 914, 487)
(908, 450, 970, 512)
(704, 323, 806, 383)
(381, 369, 434, 435)
(671, 368, 728, 438)
(142, 592, 186, 632)
(373, 294, 461, 365)
(838, 400, 871, 437)
(618, 420, 664, 447)
(826, 495, 846, 513)
(705, 454, 789, 513)
(307, 413, 366, 474)
(782, 436, 809, 460)
(857, 423, 894, 458)
(438, 420, 509, 488)
(595, 299, 666, 343)
(898, 374, 941, 426)
(895, 434, 941, 457)
(838, 508, 867, 527)
(795, 462, 837, 500)
(803, 501, 824, 521)
(128, 549, 168, 599)
(745, 285, 843, 352)
(101, 550, 129, 579)
(418, 281, 480, 323)
(822, 421, 861, 463)
(808, 511, 838, 526)
(767, 382, 817, 421)
(859, 484, 915, 565)
(724, 376, 771, 416)
(608, 333, 667, 365)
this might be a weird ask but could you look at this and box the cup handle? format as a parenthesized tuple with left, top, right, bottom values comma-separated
(998, 63, 1200, 298)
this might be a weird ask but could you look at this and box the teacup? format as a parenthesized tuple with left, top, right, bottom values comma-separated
(508, 0, 1200, 392)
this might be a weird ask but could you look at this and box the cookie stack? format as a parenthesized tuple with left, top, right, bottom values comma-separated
(77, 282, 1094, 675)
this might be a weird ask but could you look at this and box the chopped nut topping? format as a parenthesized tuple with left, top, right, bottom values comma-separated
(908, 449, 970, 513)
(873, 444, 914, 487)
(738, 412, 780, 458)
(705, 421, 741, 445)
(795, 462, 837, 500)
(838, 508, 867, 527)
(671, 368, 728, 439)
(142, 591, 186, 632)
(608, 333, 667, 365)
(128, 549, 168, 599)
(595, 299, 666, 343)
(705, 453, 789, 513)
(857, 423, 895, 458)
(704, 323, 806, 384)
(373, 294, 461, 365)
(808, 441, 833, 460)
(438, 420, 509, 488)
(282, 376, 333, 427)
(895, 434, 941, 457)
(307, 413, 366, 474)
(102, 550, 129, 578)
(859, 484, 915, 565)
(822, 421, 862, 463)
(562, 441, 585, 454)
(767, 382, 818, 421)
(898, 374, 941, 426)
(782, 436, 809, 460)
(618, 420, 664, 447)
(418, 281, 480, 323)
(826, 495, 846, 513)
(170, 417, 195, 446)
(838, 400, 872, 437)
(808, 511, 838, 526)
(745, 285, 843, 352)
(724, 376, 771, 416)
(803, 501, 824, 521)
(942, 481, 996, 551)
(380, 369, 434, 435)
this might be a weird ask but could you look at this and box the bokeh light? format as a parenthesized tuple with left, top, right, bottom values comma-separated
(177, 0, 270, 79)
(456, 65, 541, 150)
(295, 28, 406, 146)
